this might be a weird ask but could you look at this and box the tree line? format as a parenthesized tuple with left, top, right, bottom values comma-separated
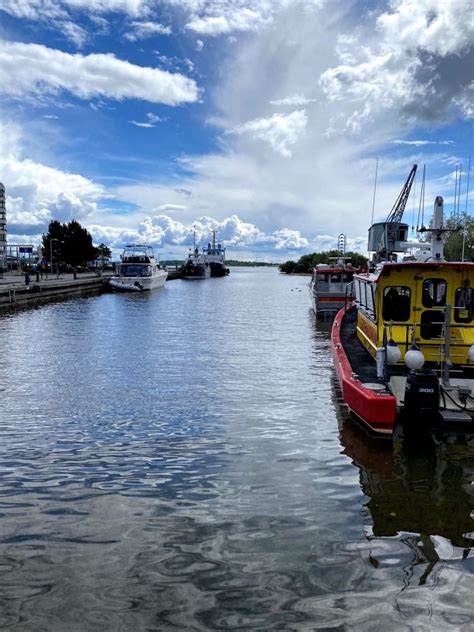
(279, 250, 369, 274)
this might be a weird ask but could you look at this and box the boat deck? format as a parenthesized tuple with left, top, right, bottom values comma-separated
(340, 307, 382, 383)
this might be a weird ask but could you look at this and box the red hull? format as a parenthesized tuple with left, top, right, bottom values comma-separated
(331, 307, 397, 434)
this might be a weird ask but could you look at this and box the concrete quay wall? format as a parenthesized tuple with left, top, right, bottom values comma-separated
(0, 272, 109, 314)
(0, 269, 182, 314)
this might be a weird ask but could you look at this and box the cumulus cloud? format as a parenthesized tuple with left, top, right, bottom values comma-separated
(320, 0, 474, 130)
(87, 213, 309, 255)
(0, 122, 105, 234)
(229, 110, 308, 157)
(0, 41, 199, 105)
(124, 21, 172, 41)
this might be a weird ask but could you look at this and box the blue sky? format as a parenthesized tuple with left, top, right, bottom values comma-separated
(0, 0, 473, 260)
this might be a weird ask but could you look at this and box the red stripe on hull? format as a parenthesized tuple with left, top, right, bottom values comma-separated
(331, 307, 396, 434)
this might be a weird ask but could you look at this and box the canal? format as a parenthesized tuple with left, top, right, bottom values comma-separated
(0, 268, 473, 630)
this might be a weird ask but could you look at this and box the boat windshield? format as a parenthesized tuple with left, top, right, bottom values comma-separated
(120, 264, 151, 277)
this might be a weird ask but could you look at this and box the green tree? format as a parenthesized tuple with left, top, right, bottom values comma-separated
(279, 250, 368, 273)
(42, 219, 97, 267)
(444, 217, 473, 261)
(95, 243, 112, 260)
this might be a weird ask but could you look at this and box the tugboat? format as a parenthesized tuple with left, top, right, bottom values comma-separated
(180, 229, 210, 280)
(109, 244, 167, 291)
(309, 234, 357, 317)
(203, 230, 229, 277)
(332, 165, 474, 435)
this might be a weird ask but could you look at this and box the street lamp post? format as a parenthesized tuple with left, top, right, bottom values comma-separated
(50, 237, 59, 279)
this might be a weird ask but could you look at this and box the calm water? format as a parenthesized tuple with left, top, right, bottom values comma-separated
(1, 268, 473, 630)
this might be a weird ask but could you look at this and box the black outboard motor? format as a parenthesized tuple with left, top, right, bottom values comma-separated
(404, 371, 440, 416)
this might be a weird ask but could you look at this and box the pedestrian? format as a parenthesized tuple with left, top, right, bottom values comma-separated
(24, 265, 30, 287)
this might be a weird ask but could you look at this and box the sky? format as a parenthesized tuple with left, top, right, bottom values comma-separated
(0, 0, 473, 262)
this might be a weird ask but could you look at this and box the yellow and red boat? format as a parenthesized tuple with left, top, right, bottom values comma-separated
(332, 169, 474, 435)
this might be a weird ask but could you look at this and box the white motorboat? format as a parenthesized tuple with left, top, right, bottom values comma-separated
(109, 245, 167, 291)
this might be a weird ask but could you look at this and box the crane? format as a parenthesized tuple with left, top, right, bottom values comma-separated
(369, 164, 417, 262)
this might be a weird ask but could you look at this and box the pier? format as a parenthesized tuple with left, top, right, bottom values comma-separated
(0, 268, 182, 313)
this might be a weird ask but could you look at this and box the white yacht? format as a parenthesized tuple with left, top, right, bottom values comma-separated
(109, 245, 167, 291)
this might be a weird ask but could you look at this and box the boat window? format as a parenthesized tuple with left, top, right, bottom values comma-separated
(354, 280, 361, 304)
(342, 272, 353, 283)
(420, 310, 444, 339)
(454, 285, 473, 323)
(382, 286, 411, 321)
(331, 273, 340, 283)
(422, 278, 446, 308)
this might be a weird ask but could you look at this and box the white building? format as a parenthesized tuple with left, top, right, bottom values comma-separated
(0, 183, 6, 271)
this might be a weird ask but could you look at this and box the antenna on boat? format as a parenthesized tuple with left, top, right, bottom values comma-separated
(416, 165, 426, 232)
(370, 157, 378, 226)
(461, 155, 472, 261)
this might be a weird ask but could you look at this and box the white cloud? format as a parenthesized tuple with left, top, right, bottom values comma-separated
(0, 0, 153, 19)
(320, 0, 474, 130)
(130, 112, 163, 127)
(155, 203, 187, 212)
(87, 213, 309, 255)
(392, 140, 454, 146)
(124, 21, 172, 41)
(229, 110, 308, 157)
(0, 41, 199, 105)
(196, 39, 204, 51)
(60, 21, 89, 47)
(186, 8, 272, 36)
(270, 94, 316, 106)
(0, 122, 105, 234)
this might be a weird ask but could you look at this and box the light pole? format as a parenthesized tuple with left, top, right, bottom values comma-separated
(50, 238, 59, 279)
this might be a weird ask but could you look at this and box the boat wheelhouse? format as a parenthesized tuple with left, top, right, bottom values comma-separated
(109, 245, 167, 291)
(332, 180, 474, 435)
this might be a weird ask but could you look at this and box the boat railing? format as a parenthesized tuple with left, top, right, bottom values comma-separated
(344, 281, 355, 312)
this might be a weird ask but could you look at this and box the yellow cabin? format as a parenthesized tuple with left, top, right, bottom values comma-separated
(353, 262, 474, 366)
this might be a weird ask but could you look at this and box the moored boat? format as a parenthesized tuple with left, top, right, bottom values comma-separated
(309, 235, 357, 316)
(203, 230, 229, 277)
(181, 248, 209, 280)
(332, 167, 474, 435)
(109, 245, 167, 291)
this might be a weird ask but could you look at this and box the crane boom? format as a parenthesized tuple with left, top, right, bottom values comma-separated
(386, 164, 417, 224)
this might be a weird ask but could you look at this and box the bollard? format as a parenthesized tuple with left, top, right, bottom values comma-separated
(25, 272, 30, 286)
(73, 269, 77, 280)
(36, 270, 40, 282)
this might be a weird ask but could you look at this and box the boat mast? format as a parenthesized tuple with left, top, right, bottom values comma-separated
(461, 156, 471, 261)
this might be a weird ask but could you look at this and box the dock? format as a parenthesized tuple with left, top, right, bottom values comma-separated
(0, 268, 182, 313)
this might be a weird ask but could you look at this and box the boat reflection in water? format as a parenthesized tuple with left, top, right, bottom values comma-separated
(337, 411, 474, 580)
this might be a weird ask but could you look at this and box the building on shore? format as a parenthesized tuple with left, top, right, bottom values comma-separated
(0, 183, 6, 273)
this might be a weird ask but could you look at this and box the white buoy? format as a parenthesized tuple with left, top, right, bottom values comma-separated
(468, 345, 474, 363)
(405, 348, 425, 370)
(386, 340, 401, 365)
